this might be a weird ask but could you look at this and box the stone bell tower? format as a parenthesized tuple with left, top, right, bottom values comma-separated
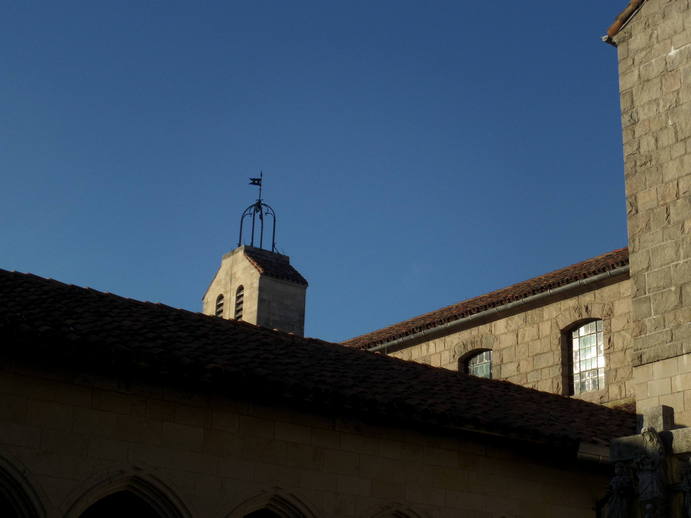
(606, 0, 691, 426)
(202, 175, 308, 336)
(582, 6, 691, 516)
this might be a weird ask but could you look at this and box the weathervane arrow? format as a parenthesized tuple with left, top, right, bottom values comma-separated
(249, 171, 264, 201)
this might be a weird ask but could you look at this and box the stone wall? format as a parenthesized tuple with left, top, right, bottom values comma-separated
(388, 277, 633, 406)
(0, 367, 608, 518)
(613, 0, 691, 423)
(614, 0, 691, 365)
(631, 353, 691, 426)
(203, 247, 261, 324)
(257, 276, 306, 336)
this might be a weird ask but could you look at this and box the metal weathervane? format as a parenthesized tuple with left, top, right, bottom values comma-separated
(238, 172, 277, 252)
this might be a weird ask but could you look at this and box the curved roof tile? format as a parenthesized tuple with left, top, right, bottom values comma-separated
(244, 247, 308, 286)
(0, 268, 635, 448)
(343, 248, 629, 350)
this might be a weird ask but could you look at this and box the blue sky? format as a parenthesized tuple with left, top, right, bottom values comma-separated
(1, 2, 628, 342)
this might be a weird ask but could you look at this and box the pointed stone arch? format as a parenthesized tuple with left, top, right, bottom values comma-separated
(226, 489, 318, 518)
(62, 468, 191, 518)
(366, 503, 427, 518)
(0, 454, 47, 518)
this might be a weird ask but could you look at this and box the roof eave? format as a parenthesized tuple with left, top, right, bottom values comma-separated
(603, 0, 647, 46)
(362, 264, 629, 353)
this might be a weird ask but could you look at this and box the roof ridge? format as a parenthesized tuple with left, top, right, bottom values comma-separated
(243, 248, 308, 286)
(0, 268, 316, 343)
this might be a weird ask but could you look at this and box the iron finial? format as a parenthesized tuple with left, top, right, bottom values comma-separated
(238, 171, 277, 252)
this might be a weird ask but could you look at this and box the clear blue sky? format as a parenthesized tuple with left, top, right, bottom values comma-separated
(1, 1, 628, 342)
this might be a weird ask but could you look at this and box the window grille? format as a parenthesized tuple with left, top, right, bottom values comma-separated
(215, 294, 224, 317)
(466, 350, 492, 379)
(572, 320, 605, 394)
(234, 286, 244, 320)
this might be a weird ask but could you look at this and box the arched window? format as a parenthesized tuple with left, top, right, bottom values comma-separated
(234, 286, 244, 320)
(215, 294, 224, 317)
(79, 491, 159, 518)
(461, 349, 492, 379)
(569, 319, 605, 394)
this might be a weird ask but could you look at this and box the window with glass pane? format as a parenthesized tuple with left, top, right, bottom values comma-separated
(572, 320, 605, 394)
(467, 350, 492, 379)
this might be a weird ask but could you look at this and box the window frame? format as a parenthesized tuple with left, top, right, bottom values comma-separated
(460, 349, 492, 379)
(563, 318, 606, 396)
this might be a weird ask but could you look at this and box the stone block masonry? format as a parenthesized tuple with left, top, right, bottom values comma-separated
(389, 278, 634, 407)
(0, 367, 609, 517)
(614, 0, 691, 366)
(613, 0, 691, 421)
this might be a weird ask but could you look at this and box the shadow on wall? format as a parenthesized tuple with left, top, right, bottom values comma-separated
(0, 460, 427, 518)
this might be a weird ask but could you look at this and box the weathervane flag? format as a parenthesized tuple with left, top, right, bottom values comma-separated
(249, 177, 262, 186)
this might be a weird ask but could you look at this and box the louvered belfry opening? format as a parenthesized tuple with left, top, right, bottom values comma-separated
(234, 286, 244, 320)
(215, 294, 224, 317)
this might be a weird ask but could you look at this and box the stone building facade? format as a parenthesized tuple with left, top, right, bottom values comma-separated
(0, 269, 634, 517)
(344, 250, 635, 408)
(609, 0, 691, 426)
(0, 363, 620, 518)
(344, 0, 689, 421)
(0, 1, 689, 517)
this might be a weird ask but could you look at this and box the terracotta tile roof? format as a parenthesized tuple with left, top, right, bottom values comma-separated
(344, 248, 629, 350)
(0, 268, 635, 447)
(244, 247, 308, 286)
(606, 0, 646, 40)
